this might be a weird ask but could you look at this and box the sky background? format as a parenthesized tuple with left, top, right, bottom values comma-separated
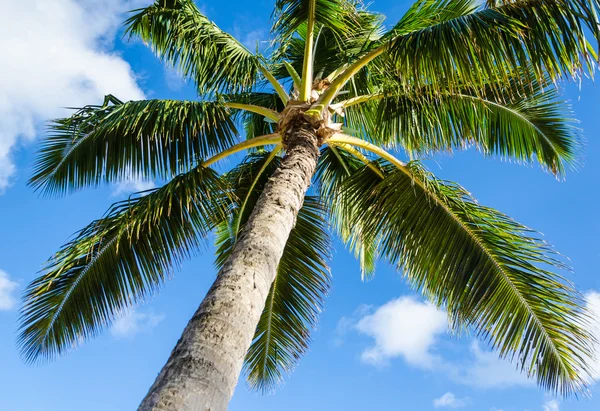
(1, 1, 600, 410)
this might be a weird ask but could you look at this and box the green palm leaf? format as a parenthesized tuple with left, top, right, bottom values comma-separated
(273, 0, 359, 39)
(338, 160, 593, 395)
(29, 96, 238, 195)
(382, 0, 598, 94)
(384, 0, 478, 38)
(19, 166, 231, 362)
(353, 75, 579, 176)
(316, 147, 379, 279)
(273, 6, 384, 83)
(215, 152, 331, 391)
(225, 92, 286, 141)
(125, 0, 261, 93)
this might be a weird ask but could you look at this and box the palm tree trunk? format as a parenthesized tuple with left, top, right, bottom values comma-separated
(138, 118, 321, 411)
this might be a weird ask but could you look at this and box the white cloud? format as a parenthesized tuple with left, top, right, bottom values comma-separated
(110, 309, 165, 339)
(111, 177, 156, 197)
(355, 296, 447, 367)
(433, 392, 469, 409)
(0, 269, 18, 311)
(0, 0, 146, 192)
(543, 399, 560, 411)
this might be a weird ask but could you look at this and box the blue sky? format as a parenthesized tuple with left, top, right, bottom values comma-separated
(1, 1, 600, 410)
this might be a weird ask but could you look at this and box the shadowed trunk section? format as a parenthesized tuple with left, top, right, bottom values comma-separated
(138, 117, 320, 411)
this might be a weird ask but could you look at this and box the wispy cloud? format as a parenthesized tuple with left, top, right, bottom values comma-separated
(0, 0, 145, 193)
(446, 341, 532, 389)
(333, 304, 372, 347)
(236, 28, 269, 50)
(232, 14, 270, 51)
(543, 399, 560, 411)
(163, 65, 187, 92)
(346, 295, 536, 389)
(433, 392, 469, 409)
(0, 269, 18, 311)
(110, 309, 165, 339)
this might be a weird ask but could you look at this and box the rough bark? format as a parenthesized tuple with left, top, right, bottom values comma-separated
(138, 117, 321, 411)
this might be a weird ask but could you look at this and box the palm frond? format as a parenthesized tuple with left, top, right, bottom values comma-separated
(380, 0, 598, 95)
(224, 92, 286, 141)
(125, 0, 261, 94)
(272, 0, 359, 39)
(337, 159, 594, 395)
(19, 166, 231, 362)
(384, 0, 478, 38)
(215, 151, 331, 391)
(29, 97, 238, 195)
(272, 6, 384, 85)
(316, 147, 379, 279)
(351, 74, 579, 176)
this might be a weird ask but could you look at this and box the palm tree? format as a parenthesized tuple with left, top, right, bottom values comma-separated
(19, 0, 600, 409)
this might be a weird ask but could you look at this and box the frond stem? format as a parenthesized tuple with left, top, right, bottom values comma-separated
(325, 64, 349, 83)
(284, 61, 302, 91)
(260, 66, 290, 105)
(203, 134, 282, 167)
(300, 0, 317, 101)
(336, 93, 384, 109)
(329, 142, 385, 178)
(225, 103, 281, 123)
(328, 134, 406, 169)
(308, 46, 385, 116)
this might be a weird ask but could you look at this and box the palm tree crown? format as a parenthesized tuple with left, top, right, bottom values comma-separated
(19, 0, 600, 398)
